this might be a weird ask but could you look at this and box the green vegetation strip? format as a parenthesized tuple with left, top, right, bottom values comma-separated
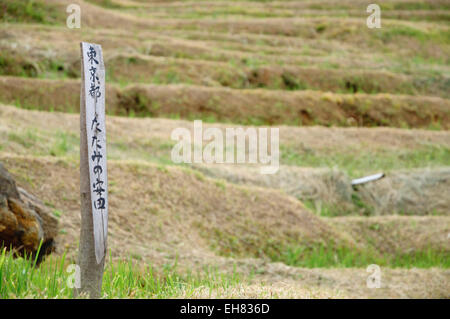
(0, 247, 241, 298)
(3, 122, 449, 180)
(0, 0, 62, 24)
(281, 145, 450, 179)
(208, 228, 449, 269)
(1, 78, 448, 129)
(277, 245, 449, 269)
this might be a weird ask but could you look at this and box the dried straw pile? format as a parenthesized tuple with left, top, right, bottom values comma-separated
(193, 164, 449, 216)
(357, 167, 450, 216)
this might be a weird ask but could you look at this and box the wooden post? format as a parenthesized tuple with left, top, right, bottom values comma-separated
(76, 42, 108, 298)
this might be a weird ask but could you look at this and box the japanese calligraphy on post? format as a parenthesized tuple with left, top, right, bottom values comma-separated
(81, 42, 108, 264)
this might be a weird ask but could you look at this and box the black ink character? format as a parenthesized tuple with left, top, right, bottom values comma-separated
(93, 184, 105, 197)
(87, 46, 99, 65)
(91, 135, 102, 149)
(91, 114, 102, 133)
(94, 197, 106, 210)
(93, 177, 104, 189)
(91, 114, 98, 129)
(89, 83, 101, 100)
(89, 66, 99, 83)
(91, 151, 103, 163)
(93, 165, 103, 174)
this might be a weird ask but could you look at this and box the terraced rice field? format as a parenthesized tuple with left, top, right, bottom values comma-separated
(0, 0, 449, 298)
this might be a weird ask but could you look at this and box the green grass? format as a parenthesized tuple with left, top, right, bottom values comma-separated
(277, 244, 450, 269)
(208, 227, 449, 269)
(8, 131, 37, 149)
(0, 0, 62, 24)
(49, 131, 77, 157)
(377, 25, 450, 46)
(3, 241, 443, 298)
(281, 145, 450, 178)
(52, 209, 63, 218)
(302, 199, 371, 217)
(0, 49, 75, 79)
(0, 52, 38, 78)
(5, 122, 447, 182)
(0, 247, 241, 299)
(388, 2, 450, 11)
(85, 0, 125, 9)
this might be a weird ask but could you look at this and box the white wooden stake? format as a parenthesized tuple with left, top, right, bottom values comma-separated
(77, 42, 108, 298)
(351, 173, 385, 186)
